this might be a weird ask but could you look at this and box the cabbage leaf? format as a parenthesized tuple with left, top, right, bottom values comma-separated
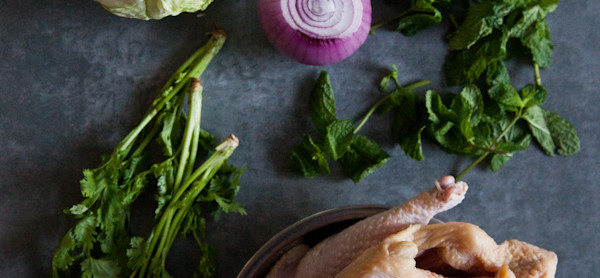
(96, 0, 214, 20)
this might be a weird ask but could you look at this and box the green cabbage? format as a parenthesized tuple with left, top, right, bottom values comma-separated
(96, 0, 214, 20)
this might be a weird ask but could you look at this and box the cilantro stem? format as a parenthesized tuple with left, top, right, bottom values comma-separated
(113, 30, 226, 163)
(133, 136, 239, 278)
(534, 62, 542, 86)
(456, 109, 522, 180)
(174, 79, 203, 192)
(131, 123, 159, 159)
(354, 80, 430, 134)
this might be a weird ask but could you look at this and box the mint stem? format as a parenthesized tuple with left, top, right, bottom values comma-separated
(456, 109, 522, 180)
(354, 80, 430, 134)
(534, 63, 542, 86)
(370, 9, 412, 33)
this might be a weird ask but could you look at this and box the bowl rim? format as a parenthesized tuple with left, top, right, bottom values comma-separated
(236, 204, 392, 278)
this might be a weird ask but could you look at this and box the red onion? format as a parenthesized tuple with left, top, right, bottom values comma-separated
(257, 0, 372, 65)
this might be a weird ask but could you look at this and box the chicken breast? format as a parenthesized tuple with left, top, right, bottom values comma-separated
(334, 240, 444, 278)
(293, 176, 468, 278)
(336, 222, 557, 278)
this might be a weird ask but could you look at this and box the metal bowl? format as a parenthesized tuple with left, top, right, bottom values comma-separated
(236, 205, 391, 278)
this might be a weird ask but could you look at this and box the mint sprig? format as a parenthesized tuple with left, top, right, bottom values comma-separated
(290, 71, 430, 183)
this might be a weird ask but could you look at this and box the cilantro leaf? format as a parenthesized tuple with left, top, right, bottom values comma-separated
(340, 136, 391, 183)
(290, 134, 330, 177)
(193, 242, 217, 278)
(73, 216, 98, 254)
(53, 231, 76, 272)
(126, 237, 145, 270)
(81, 257, 121, 278)
(310, 71, 338, 133)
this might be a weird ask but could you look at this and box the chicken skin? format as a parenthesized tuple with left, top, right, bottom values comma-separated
(265, 244, 310, 278)
(336, 222, 557, 278)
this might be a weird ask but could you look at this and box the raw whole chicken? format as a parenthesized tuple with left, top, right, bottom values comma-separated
(264, 176, 557, 278)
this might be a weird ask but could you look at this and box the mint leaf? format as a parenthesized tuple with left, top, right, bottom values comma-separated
(397, 0, 443, 36)
(522, 105, 555, 156)
(521, 20, 553, 67)
(451, 85, 484, 127)
(488, 82, 523, 109)
(451, 85, 483, 118)
(290, 135, 330, 177)
(376, 88, 404, 114)
(489, 134, 531, 172)
(543, 109, 580, 156)
(310, 71, 338, 133)
(486, 60, 523, 110)
(520, 84, 547, 107)
(392, 89, 426, 160)
(425, 90, 457, 124)
(323, 119, 355, 160)
(340, 136, 390, 183)
(449, 2, 513, 50)
(379, 64, 398, 92)
(399, 125, 427, 161)
(444, 30, 509, 86)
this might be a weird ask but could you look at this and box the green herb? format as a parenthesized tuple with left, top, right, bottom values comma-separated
(366, 0, 579, 179)
(290, 71, 391, 183)
(53, 29, 245, 278)
(370, 0, 450, 36)
(290, 70, 430, 183)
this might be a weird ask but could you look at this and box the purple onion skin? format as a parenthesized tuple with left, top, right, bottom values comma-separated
(257, 0, 372, 65)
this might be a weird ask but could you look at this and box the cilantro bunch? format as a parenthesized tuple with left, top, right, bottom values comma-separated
(52, 30, 245, 278)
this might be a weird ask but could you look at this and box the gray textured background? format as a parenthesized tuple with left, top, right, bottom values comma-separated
(1, 0, 598, 277)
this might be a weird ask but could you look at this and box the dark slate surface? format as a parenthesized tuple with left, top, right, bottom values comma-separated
(1, 0, 598, 277)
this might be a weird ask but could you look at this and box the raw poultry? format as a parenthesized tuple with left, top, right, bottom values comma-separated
(335, 222, 557, 278)
(265, 176, 557, 278)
